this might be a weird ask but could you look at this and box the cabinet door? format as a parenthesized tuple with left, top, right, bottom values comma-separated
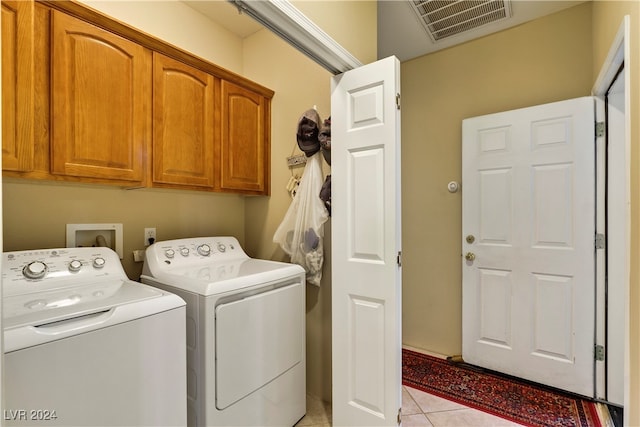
(153, 53, 215, 188)
(51, 11, 150, 183)
(2, 0, 34, 172)
(220, 80, 269, 194)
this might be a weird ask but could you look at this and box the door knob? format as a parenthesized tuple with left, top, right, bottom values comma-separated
(465, 252, 476, 261)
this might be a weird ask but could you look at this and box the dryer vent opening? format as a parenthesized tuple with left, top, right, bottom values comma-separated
(410, 0, 512, 42)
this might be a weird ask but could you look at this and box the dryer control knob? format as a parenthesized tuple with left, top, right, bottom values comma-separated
(180, 248, 190, 257)
(68, 259, 83, 272)
(23, 261, 48, 279)
(197, 244, 211, 256)
(92, 257, 106, 269)
(217, 243, 226, 253)
(165, 249, 175, 259)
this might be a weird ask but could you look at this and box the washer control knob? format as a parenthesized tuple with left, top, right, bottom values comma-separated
(92, 257, 106, 269)
(165, 249, 175, 259)
(23, 261, 48, 279)
(68, 259, 83, 273)
(217, 243, 226, 253)
(180, 248, 190, 257)
(197, 244, 211, 256)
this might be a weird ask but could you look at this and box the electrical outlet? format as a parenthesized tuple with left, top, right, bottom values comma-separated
(144, 227, 156, 246)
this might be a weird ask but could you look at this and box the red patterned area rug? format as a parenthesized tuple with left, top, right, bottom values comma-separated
(403, 349, 602, 427)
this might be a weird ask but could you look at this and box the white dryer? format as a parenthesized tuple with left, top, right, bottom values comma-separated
(141, 236, 306, 427)
(2, 246, 186, 426)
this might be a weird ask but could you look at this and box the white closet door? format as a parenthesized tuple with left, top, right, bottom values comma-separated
(331, 56, 402, 426)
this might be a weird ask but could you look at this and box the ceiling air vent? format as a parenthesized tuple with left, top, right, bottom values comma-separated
(410, 0, 512, 42)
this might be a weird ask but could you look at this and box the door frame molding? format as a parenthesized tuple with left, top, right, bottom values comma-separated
(591, 15, 630, 409)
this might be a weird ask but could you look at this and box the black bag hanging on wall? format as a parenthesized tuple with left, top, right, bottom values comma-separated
(296, 109, 321, 157)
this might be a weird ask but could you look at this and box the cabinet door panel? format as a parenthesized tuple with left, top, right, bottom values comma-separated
(51, 11, 150, 182)
(220, 81, 268, 194)
(2, 0, 34, 172)
(153, 53, 215, 188)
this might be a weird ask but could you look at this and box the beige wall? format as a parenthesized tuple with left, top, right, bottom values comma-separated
(81, 0, 245, 73)
(3, 180, 245, 278)
(402, 1, 640, 420)
(3, 2, 248, 280)
(401, 2, 593, 356)
(591, 1, 640, 423)
(293, 0, 378, 65)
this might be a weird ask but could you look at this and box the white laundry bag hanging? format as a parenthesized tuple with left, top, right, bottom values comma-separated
(273, 151, 329, 286)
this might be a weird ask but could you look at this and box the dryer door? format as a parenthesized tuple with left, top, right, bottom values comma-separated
(215, 282, 304, 409)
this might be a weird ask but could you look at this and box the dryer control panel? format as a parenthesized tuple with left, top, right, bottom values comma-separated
(141, 236, 304, 296)
(144, 237, 248, 269)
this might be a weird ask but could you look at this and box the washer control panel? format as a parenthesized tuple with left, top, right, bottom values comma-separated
(2, 247, 126, 297)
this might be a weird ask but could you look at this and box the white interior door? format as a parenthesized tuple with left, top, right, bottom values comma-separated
(462, 97, 596, 397)
(331, 56, 402, 427)
(605, 67, 626, 406)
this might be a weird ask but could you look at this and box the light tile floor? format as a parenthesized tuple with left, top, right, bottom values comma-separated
(402, 386, 523, 427)
(297, 387, 523, 427)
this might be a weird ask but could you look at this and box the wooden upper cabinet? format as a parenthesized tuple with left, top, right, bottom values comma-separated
(220, 80, 270, 195)
(50, 11, 150, 183)
(3, 2, 273, 193)
(2, 0, 35, 172)
(152, 53, 216, 189)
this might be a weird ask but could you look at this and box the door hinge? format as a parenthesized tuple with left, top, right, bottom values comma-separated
(397, 251, 402, 267)
(396, 93, 401, 110)
(596, 121, 605, 138)
(595, 233, 605, 250)
(595, 344, 605, 361)
(397, 408, 402, 425)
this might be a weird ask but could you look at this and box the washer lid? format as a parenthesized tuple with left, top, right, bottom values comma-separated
(3, 280, 164, 330)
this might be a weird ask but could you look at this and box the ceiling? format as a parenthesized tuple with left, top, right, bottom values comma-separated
(184, 1, 588, 63)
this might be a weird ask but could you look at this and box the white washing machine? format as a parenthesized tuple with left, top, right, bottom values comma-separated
(141, 236, 306, 427)
(2, 246, 187, 426)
